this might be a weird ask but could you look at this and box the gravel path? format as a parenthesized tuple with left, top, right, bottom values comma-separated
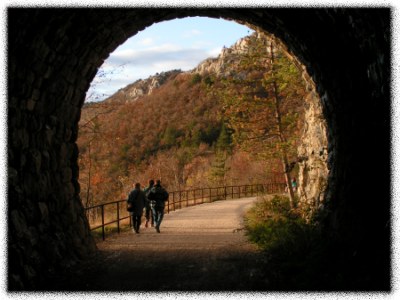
(57, 197, 269, 291)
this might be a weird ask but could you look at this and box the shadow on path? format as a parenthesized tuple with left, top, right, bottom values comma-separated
(51, 197, 270, 291)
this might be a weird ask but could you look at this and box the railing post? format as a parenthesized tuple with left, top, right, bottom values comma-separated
(117, 202, 120, 234)
(101, 205, 105, 241)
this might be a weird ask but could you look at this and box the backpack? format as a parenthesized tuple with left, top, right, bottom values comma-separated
(148, 186, 169, 203)
(127, 190, 138, 212)
(159, 188, 169, 201)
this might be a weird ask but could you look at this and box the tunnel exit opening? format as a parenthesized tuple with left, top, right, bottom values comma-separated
(78, 17, 329, 228)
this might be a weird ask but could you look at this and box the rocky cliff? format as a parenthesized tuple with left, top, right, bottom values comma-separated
(105, 34, 257, 104)
(105, 69, 182, 103)
(191, 32, 268, 77)
(297, 86, 329, 219)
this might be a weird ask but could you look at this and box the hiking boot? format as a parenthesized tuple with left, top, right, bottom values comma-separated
(155, 226, 160, 233)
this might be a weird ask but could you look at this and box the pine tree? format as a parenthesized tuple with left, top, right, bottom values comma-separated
(217, 32, 306, 207)
(209, 123, 233, 185)
(216, 123, 233, 154)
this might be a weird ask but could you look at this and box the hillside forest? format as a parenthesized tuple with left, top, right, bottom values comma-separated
(77, 32, 307, 208)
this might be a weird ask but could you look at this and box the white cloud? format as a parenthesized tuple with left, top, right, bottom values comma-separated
(148, 43, 182, 52)
(182, 29, 202, 38)
(208, 46, 223, 57)
(152, 59, 195, 71)
(107, 44, 209, 69)
(139, 37, 154, 46)
(86, 44, 213, 101)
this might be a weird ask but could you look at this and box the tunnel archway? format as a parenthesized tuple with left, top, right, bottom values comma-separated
(7, 8, 391, 290)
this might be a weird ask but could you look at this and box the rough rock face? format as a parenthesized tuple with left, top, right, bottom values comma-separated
(107, 69, 182, 103)
(192, 33, 257, 77)
(267, 38, 329, 219)
(297, 85, 329, 219)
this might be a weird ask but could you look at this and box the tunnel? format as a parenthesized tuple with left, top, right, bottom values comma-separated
(7, 8, 391, 290)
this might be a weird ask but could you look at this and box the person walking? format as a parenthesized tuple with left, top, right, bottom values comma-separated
(147, 179, 169, 233)
(143, 179, 155, 228)
(127, 182, 146, 234)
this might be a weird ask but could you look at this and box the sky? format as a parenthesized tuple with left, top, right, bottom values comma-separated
(86, 17, 254, 102)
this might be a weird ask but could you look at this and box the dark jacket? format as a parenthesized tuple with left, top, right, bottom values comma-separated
(127, 188, 146, 215)
(143, 184, 154, 208)
(147, 184, 169, 208)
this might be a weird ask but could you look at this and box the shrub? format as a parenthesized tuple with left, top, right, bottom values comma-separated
(246, 195, 311, 250)
(191, 73, 202, 85)
(244, 194, 329, 289)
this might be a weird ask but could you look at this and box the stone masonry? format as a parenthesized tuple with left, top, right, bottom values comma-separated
(7, 8, 390, 290)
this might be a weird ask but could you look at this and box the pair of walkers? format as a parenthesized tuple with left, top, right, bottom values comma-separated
(127, 179, 169, 234)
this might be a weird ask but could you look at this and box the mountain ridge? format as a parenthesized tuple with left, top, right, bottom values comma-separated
(101, 32, 259, 104)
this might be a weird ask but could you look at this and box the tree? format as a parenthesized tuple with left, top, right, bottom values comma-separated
(86, 63, 126, 102)
(209, 123, 233, 185)
(215, 122, 233, 154)
(78, 102, 118, 207)
(218, 32, 306, 207)
(209, 152, 229, 186)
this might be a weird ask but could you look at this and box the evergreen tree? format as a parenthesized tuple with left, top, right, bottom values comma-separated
(216, 123, 233, 153)
(209, 152, 228, 186)
(217, 32, 306, 207)
(209, 122, 233, 185)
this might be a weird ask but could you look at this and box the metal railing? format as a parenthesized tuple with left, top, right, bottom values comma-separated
(85, 182, 286, 240)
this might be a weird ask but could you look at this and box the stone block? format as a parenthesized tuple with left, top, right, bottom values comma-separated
(61, 167, 72, 183)
(10, 210, 28, 239)
(38, 202, 49, 222)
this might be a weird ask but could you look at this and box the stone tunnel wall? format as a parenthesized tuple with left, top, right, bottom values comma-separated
(7, 8, 391, 290)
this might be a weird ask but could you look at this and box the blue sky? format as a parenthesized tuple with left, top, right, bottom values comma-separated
(86, 17, 253, 102)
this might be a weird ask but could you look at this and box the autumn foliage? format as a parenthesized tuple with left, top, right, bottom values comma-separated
(77, 32, 306, 208)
